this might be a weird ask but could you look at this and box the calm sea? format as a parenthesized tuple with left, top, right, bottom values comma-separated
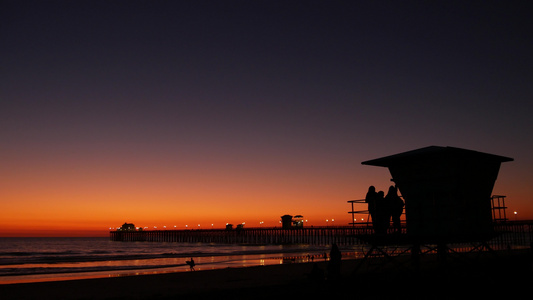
(0, 237, 341, 284)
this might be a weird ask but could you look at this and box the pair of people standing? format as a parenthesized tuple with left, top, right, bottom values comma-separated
(365, 185, 404, 235)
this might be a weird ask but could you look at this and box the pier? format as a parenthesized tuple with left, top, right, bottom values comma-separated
(110, 221, 533, 249)
(110, 226, 371, 245)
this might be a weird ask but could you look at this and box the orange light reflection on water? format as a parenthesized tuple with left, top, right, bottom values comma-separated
(0, 255, 300, 285)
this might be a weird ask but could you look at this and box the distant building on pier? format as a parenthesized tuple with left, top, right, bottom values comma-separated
(281, 214, 305, 229)
(118, 222, 136, 231)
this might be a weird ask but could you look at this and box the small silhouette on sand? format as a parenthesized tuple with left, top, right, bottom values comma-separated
(327, 243, 342, 280)
(186, 258, 195, 271)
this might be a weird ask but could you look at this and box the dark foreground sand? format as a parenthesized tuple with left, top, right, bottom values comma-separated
(2, 249, 531, 300)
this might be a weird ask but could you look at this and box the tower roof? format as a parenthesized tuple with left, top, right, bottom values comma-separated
(361, 146, 513, 167)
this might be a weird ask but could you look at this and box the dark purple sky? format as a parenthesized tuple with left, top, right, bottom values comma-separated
(1, 1, 532, 234)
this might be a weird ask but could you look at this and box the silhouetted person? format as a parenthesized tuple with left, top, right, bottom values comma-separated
(186, 258, 195, 271)
(327, 243, 342, 280)
(386, 185, 404, 233)
(530, 242, 533, 272)
(308, 263, 324, 284)
(365, 186, 378, 232)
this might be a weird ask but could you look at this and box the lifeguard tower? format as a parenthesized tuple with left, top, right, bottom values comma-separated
(353, 146, 513, 270)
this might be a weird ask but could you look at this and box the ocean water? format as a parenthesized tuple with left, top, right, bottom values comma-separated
(0, 237, 340, 284)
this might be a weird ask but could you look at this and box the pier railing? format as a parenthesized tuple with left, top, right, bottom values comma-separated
(110, 221, 533, 248)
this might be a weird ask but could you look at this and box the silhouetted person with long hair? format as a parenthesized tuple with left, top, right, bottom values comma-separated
(386, 185, 404, 234)
(365, 186, 378, 232)
(327, 243, 341, 280)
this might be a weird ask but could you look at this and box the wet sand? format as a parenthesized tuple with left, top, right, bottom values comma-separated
(1, 249, 531, 300)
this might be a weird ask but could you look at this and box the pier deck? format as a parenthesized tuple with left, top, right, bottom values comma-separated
(110, 226, 371, 245)
(110, 222, 533, 249)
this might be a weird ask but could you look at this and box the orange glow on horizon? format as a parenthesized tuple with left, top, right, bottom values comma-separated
(1, 148, 531, 237)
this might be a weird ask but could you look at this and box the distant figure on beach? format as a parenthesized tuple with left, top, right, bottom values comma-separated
(386, 185, 404, 233)
(365, 186, 378, 231)
(327, 243, 342, 280)
(308, 263, 324, 283)
(186, 258, 195, 271)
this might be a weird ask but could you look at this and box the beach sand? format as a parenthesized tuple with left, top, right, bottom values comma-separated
(1, 249, 531, 300)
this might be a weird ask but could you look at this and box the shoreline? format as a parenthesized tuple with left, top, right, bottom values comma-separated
(1, 249, 531, 300)
(0, 251, 341, 285)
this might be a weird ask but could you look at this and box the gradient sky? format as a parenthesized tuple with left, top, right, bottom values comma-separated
(2, 1, 532, 237)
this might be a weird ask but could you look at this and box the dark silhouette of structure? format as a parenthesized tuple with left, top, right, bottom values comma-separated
(280, 214, 305, 229)
(118, 222, 136, 231)
(491, 195, 509, 222)
(293, 215, 305, 227)
(281, 215, 293, 229)
(361, 146, 513, 242)
(352, 146, 514, 272)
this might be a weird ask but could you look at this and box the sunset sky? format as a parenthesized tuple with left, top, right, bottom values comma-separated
(2, 1, 532, 237)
